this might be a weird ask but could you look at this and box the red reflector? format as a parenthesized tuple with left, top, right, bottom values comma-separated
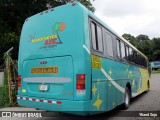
(57, 101, 62, 104)
(26, 98, 29, 100)
(18, 83, 21, 87)
(76, 84, 85, 90)
(48, 100, 52, 103)
(32, 98, 36, 101)
(39, 100, 43, 102)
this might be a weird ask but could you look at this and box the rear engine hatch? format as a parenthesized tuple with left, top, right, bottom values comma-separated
(21, 56, 74, 100)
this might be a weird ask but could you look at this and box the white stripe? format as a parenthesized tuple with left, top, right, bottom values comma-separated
(43, 100, 47, 103)
(83, 44, 90, 54)
(52, 101, 56, 104)
(17, 97, 20, 99)
(24, 77, 71, 83)
(29, 98, 32, 101)
(36, 99, 39, 102)
(101, 68, 125, 93)
(23, 97, 26, 100)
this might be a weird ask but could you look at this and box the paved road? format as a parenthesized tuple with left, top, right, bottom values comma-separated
(1, 74, 160, 120)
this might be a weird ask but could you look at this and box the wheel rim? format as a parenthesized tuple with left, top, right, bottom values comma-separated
(125, 91, 129, 106)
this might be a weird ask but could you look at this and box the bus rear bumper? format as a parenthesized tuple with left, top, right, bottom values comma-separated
(17, 95, 91, 116)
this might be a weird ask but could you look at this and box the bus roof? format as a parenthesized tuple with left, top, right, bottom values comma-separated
(23, 2, 148, 60)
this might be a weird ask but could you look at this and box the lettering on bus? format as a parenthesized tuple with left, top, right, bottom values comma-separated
(91, 55, 102, 69)
(31, 22, 66, 49)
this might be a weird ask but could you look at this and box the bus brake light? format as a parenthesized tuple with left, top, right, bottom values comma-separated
(76, 74, 85, 90)
(18, 76, 21, 88)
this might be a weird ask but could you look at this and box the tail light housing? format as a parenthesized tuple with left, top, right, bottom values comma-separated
(76, 74, 86, 94)
(18, 76, 21, 88)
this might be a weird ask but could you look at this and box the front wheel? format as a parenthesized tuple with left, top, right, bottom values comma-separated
(123, 87, 130, 109)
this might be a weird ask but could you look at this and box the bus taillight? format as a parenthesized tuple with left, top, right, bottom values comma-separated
(18, 76, 22, 88)
(76, 74, 85, 90)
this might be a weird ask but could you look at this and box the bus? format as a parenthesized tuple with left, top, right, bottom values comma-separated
(150, 61, 160, 71)
(17, 2, 151, 116)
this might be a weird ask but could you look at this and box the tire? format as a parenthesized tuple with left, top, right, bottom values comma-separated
(146, 81, 150, 92)
(123, 87, 130, 110)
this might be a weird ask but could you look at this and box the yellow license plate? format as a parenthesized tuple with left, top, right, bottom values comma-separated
(31, 67, 58, 74)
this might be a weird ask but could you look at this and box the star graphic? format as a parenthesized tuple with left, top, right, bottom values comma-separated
(93, 94, 103, 110)
(92, 84, 97, 96)
(109, 69, 112, 76)
(129, 71, 132, 74)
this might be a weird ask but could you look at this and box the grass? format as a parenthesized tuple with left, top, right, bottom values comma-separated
(151, 69, 160, 74)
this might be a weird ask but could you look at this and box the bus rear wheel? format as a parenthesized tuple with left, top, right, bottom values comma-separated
(123, 87, 130, 110)
(146, 81, 150, 92)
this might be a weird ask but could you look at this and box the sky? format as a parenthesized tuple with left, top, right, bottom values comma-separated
(91, 0, 160, 39)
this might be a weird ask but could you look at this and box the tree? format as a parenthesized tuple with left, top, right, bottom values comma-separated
(122, 34, 137, 46)
(136, 34, 150, 42)
(0, 0, 95, 64)
(122, 33, 160, 61)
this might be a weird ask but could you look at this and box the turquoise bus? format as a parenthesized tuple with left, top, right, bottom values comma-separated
(17, 2, 151, 115)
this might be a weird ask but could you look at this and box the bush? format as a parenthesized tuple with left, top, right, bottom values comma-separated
(0, 70, 10, 108)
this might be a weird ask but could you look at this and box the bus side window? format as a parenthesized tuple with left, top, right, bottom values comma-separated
(105, 32, 113, 57)
(91, 22, 97, 50)
(120, 42, 126, 60)
(129, 48, 133, 62)
(91, 21, 103, 53)
(133, 51, 137, 64)
(126, 46, 129, 61)
(116, 39, 121, 58)
(96, 25, 103, 52)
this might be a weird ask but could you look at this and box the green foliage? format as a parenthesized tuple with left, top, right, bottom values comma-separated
(122, 34, 137, 46)
(0, 70, 10, 108)
(0, 0, 95, 64)
(0, 32, 19, 64)
(152, 69, 160, 74)
(79, 0, 95, 12)
(122, 33, 160, 61)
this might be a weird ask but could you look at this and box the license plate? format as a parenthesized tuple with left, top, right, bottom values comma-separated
(31, 67, 58, 74)
(39, 84, 48, 91)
